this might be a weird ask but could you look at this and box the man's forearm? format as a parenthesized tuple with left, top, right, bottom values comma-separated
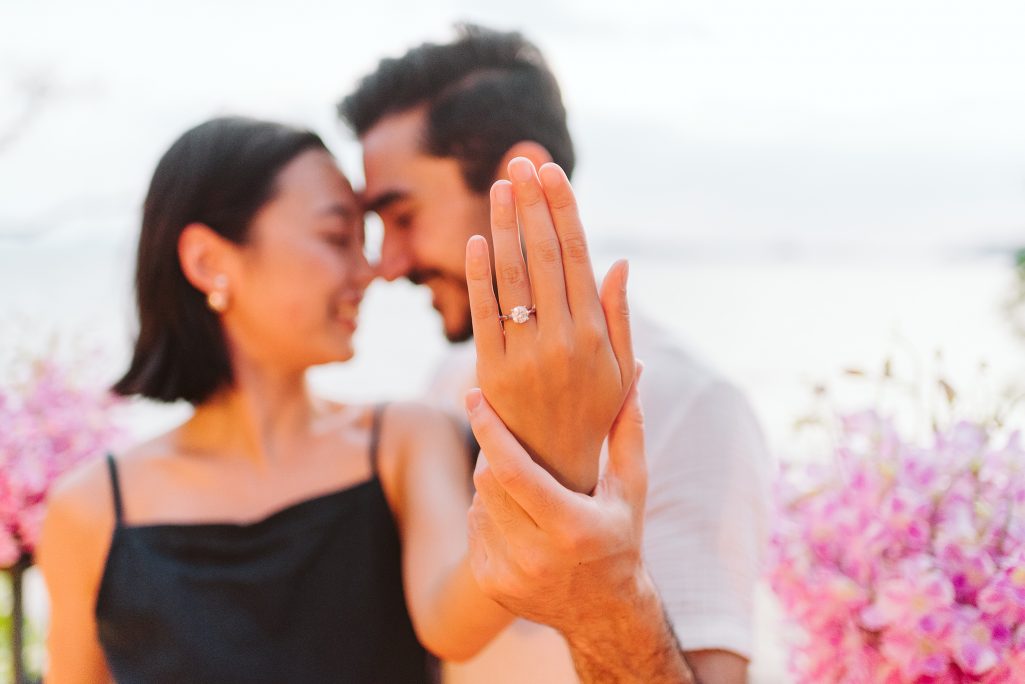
(564, 571, 697, 684)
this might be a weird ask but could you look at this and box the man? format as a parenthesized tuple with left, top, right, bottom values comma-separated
(339, 25, 770, 683)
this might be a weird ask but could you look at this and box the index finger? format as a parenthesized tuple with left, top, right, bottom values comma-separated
(537, 163, 602, 324)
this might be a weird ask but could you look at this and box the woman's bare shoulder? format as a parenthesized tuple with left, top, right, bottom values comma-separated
(38, 453, 118, 588)
(45, 432, 174, 535)
(46, 454, 116, 532)
(381, 400, 464, 450)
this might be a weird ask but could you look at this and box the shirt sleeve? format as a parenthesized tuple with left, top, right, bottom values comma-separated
(641, 379, 772, 659)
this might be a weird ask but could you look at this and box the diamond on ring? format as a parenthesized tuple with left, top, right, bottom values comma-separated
(501, 305, 536, 324)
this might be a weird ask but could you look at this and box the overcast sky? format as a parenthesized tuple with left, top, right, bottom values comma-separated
(2, 0, 1024, 257)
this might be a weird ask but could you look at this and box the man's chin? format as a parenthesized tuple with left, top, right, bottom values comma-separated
(444, 318, 474, 344)
(438, 308, 474, 344)
(426, 282, 474, 343)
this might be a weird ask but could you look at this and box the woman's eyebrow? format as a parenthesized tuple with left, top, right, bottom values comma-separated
(319, 202, 357, 220)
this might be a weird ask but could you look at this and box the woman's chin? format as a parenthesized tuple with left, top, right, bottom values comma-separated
(331, 340, 356, 364)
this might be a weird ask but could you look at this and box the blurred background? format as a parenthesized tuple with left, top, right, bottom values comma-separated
(3, 0, 1025, 680)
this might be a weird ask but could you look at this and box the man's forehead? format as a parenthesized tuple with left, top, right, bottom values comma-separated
(360, 109, 428, 208)
(361, 107, 426, 164)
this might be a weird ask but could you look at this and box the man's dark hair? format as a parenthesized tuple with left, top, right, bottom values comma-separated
(338, 23, 575, 192)
(113, 116, 328, 405)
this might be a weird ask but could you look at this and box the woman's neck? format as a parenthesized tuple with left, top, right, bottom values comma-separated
(176, 358, 318, 470)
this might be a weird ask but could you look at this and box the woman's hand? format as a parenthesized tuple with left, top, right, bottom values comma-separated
(465, 157, 635, 493)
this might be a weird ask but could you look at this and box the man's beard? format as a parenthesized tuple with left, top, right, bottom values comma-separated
(407, 269, 474, 344)
(445, 314, 474, 344)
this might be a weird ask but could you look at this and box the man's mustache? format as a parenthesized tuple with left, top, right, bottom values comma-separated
(406, 269, 446, 286)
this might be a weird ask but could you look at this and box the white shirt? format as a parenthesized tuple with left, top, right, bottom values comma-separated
(429, 314, 772, 683)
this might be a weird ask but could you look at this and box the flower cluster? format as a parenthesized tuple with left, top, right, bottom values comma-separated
(770, 411, 1025, 682)
(0, 357, 122, 567)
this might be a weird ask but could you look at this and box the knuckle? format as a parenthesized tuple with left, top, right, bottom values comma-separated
(472, 466, 492, 494)
(519, 186, 545, 208)
(470, 296, 499, 321)
(499, 262, 526, 286)
(533, 237, 562, 265)
(491, 459, 525, 490)
(560, 233, 589, 264)
(579, 321, 604, 349)
(518, 548, 549, 579)
(544, 331, 574, 360)
(558, 524, 592, 556)
(548, 189, 577, 212)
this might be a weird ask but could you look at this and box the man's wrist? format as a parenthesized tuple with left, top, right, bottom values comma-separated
(563, 567, 696, 684)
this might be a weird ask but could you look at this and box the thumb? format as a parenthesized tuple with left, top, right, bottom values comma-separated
(602, 361, 647, 507)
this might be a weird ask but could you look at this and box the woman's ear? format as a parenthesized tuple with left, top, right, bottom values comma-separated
(495, 142, 555, 182)
(178, 223, 236, 296)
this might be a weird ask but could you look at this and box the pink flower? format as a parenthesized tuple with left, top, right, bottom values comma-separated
(0, 526, 21, 567)
(0, 352, 123, 568)
(878, 617, 952, 679)
(772, 410, 1025, 682)
(977, 561, 1025, 624)
(861, 564, 955, 631)
(951, 606, 1004, 675)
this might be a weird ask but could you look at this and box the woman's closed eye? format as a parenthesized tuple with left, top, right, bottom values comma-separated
(324, 232, 355, 249)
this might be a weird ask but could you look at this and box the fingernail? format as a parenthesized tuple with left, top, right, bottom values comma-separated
(508, 157, 533, 183)
(537, 163, 562, 188)
(469, 235, 487, 258)
(465, 388, 483, 413)
(636, 359, 645, 380)
(493, 180, 512, 205)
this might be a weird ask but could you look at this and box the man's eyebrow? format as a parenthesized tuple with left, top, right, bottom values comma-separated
(363, 190, 407, 214)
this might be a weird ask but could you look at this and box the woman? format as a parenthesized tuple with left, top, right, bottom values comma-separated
(37, 116, 500, 683)
(37, 116, 634, 683)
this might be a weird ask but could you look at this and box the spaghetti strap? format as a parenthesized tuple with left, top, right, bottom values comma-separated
(369, 403, 387, 475)
(106, 454, 124, 526)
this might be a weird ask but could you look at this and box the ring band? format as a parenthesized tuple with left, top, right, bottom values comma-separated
(499, 305, 536, 324)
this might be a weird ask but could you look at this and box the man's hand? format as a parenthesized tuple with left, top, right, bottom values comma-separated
(464, 369, 696, 683)
(465, 157, 635, 493)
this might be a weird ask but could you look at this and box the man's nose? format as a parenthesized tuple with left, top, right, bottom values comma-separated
(376, 233, 414, 282)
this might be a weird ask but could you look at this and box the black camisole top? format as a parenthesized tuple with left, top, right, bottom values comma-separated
(95, 406, 432, 683)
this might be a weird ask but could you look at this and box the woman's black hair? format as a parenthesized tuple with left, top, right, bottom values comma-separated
(113, 116, 329, 404)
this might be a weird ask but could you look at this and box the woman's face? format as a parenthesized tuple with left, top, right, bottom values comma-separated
(223, 148, 372, 371)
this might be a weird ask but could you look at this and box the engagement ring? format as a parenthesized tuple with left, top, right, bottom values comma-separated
(499, 305, 536, 324)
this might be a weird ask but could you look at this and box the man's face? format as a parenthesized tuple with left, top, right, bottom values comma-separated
(361, 107, 491, 343)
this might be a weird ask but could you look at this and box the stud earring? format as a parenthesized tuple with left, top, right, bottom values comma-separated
(207, 275, 229, 313)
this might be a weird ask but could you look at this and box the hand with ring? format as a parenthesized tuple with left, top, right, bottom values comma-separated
(465, 157, 636, 493)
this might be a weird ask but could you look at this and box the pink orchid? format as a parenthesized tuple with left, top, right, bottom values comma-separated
(771, 412, 1025, 682)
(0, 353, 123, 566)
